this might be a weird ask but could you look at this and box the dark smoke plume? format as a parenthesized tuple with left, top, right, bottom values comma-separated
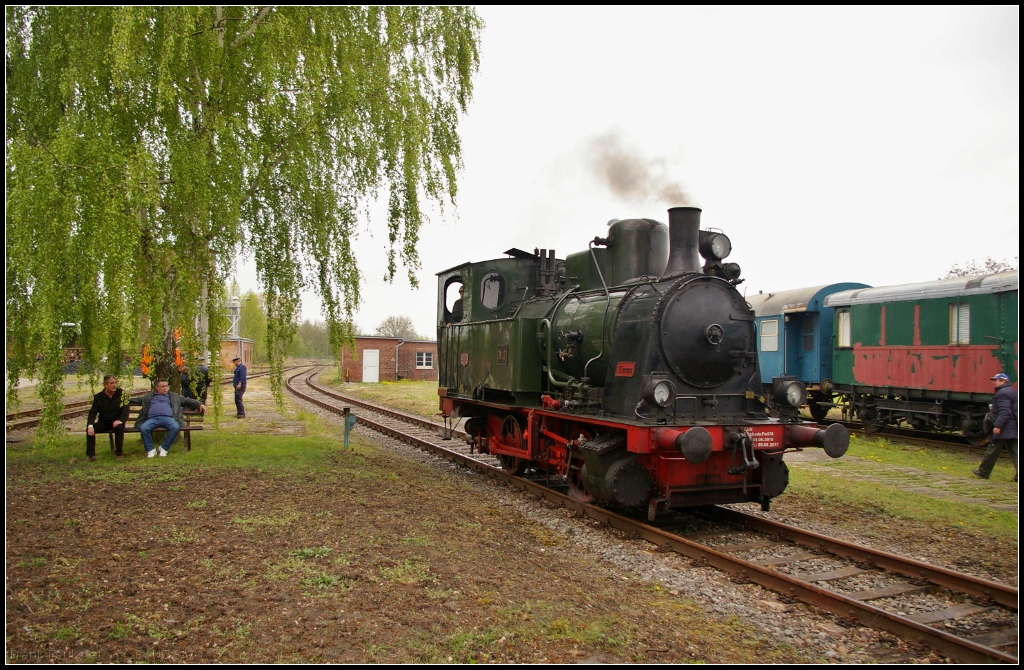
(587, 129, 691, 206)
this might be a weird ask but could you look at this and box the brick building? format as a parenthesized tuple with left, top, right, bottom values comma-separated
(219, 336, 255, 369)
(339, 337, 438, 383)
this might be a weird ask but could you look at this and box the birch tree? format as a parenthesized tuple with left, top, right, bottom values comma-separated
(6, 6, 481, 441)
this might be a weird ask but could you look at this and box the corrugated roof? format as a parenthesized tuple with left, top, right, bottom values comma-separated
(825, 271, 1018, 307)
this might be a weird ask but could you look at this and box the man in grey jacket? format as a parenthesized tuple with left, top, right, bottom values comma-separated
(131, 379, 206, 457)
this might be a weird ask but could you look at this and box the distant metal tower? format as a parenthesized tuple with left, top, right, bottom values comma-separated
(226, 297, 241, 338)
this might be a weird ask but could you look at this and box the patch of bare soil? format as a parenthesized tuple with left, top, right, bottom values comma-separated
(7, 451, 815, 664)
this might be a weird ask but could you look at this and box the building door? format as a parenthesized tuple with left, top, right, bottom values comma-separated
(363, 349, 379, 383)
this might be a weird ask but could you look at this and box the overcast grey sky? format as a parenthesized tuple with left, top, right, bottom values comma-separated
(237, 6, 1019, 338)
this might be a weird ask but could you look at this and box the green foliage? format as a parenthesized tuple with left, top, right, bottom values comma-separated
(289, 320, 333, 359)
(231, 285, 332, 360)
(238, 291, 268, 365)
(6, 6, 482, 443)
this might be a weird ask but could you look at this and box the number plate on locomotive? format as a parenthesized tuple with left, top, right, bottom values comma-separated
(746, 426, 782, 449)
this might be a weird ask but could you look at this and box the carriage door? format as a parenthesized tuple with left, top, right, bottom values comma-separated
(785, 312, 818, 383)
(363, 349, 380, 383)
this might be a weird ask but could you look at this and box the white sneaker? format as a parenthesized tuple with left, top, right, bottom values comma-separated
(146, 449, 157, 458)
(158, 447, 168, 457)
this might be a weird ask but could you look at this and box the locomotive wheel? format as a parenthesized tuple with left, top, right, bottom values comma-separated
(498, 454, 528, 475)
(497, 415, 529, 476)
(567, 468, 595, 504)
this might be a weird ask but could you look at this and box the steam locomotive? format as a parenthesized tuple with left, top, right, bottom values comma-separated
(436, 207, 848, 519)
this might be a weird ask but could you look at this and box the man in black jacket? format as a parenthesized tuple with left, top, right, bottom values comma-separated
(195, 359, 211, 403)
(86, 375, 130, 461)
(974, 373, 1018, 482)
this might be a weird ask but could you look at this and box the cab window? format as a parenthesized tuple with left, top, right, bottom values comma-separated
(479, 271, 506, 312)
(444, 279, 464, 323)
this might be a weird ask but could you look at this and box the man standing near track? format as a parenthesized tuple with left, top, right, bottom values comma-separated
(974, 373, 1018, 482)
(232, 356, 247, 418)
(85, 375, 130, 461)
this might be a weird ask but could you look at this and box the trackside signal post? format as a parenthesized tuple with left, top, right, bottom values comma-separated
(343, 407, 357, 449)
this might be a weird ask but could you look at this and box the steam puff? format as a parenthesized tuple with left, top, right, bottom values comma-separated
(588, 129, 691, 206)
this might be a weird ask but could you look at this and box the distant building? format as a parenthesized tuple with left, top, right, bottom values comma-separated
(219, 337, 255, 369)
(340, 337, 438, 383)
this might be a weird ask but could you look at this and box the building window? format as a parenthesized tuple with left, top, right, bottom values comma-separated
(837, 310, 851, 348)
(949, 303, 970, 345)
(416, 351, 434, 369)
(760, 319, 779, 352)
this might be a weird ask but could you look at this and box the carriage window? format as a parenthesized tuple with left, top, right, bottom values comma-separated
(837, 310, 851, 347)
(479, 271, 506, 311)
(802, 317, 815, 352)
(760, 319, 779, 352)
(445, 279, 464, 323)
(949, 303, 970, 345)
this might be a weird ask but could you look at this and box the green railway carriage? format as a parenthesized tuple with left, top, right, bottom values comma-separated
(823, 271, 1018, 442)
(435, 209, 848, 518)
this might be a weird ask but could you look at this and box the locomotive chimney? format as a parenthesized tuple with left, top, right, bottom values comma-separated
(663, 207, 702, 276)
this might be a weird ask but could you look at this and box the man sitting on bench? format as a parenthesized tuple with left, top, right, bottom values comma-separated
(86, 374, 130, 462)
(132, 378, 206, 458)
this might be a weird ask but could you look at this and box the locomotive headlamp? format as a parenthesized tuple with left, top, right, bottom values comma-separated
(772, 376, 807, 408)
(643, 379, 676, 409)
(698, 231, 732, 261)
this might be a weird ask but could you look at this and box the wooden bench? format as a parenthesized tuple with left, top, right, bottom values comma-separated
(98, 409, 204, 453)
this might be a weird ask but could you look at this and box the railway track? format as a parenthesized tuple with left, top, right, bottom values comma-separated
(6, 368, 292, 433)
(286, 366, 1017, 663)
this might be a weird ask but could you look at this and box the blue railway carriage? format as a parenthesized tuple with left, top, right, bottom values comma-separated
(746, 283, 870, 420)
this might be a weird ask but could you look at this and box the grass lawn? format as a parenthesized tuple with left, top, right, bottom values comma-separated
(787, 467, 1017, 538)
(321, 368, 439, 419)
